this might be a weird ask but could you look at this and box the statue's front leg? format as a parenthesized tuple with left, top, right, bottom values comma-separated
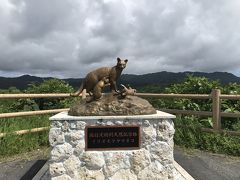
(110, 81, 120, 94)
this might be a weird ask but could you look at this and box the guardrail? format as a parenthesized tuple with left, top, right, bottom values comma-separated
(0, 89, 240, 137)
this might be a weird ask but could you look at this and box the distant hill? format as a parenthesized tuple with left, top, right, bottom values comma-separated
(0, 71, 240, 90)
(120, 71, 240, 89)
(0, 75, 47, 90)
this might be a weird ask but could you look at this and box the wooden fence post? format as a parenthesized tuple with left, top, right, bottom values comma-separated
(212, 89, 221, 131)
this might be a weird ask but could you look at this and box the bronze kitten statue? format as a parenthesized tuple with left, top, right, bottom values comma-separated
(85, 76, 110, 102)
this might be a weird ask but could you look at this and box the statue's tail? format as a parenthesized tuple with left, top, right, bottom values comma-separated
(71, 82, 84, 97)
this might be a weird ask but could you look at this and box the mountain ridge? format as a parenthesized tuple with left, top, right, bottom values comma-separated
(0, 71, 239, 90)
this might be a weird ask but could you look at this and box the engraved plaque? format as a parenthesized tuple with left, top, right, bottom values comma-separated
(85, 125, 140, 150)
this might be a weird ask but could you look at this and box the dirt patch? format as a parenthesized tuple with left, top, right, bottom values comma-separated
(0, 147, 50, 163)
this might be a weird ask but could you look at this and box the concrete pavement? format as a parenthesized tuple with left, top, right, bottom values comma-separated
(0, 147, 239, 180)
(174, 146, 240, 180)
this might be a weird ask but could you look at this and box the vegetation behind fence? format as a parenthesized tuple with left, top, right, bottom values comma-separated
(0, 76, 240, 157)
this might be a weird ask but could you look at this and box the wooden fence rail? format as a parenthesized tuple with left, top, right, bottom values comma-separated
(0, 89, 240, 137)
(0, 127, 50, 138)
(0, 93, 71, 99)
(135, 93, 211, 99)
(0, 108, 69, 118)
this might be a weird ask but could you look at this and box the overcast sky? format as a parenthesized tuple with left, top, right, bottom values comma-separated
(1, 0, 240, 78)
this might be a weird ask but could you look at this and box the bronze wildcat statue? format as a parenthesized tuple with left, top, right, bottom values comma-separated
(71, 57, 128, 98)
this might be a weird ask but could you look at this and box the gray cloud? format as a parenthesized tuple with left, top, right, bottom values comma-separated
(0, 0, 240, 78)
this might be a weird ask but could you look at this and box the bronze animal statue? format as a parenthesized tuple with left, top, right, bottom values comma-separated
(71, 57, 128, 97)
(120, 84, 137, 98)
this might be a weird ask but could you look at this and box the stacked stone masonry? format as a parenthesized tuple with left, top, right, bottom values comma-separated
(49, 111, 175, 180)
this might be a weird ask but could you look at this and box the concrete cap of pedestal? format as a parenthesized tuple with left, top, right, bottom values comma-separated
(49, 110, 176, 121)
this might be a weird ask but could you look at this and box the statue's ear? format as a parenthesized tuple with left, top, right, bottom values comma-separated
(117, 57, 121, 62)
(124, 59, 128, 63)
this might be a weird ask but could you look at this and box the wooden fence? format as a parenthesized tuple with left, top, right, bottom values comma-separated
(0, 89, 240, 137)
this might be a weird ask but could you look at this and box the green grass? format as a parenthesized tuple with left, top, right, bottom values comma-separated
(0, 115, 50, 158)
(0, 115, 49, 132)
(174, 115, 240, 156)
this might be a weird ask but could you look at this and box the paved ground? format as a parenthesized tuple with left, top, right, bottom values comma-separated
(0, 159, 46, 180)
(0, 148, 49, 180)
(0, 147, 239, 180)
(174, 146, 240, 180)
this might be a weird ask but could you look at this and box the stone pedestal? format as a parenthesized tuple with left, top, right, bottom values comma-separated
(49, 111, 175, 180)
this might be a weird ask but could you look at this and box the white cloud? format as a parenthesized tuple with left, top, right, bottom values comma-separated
(0, 0, 240, 77)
